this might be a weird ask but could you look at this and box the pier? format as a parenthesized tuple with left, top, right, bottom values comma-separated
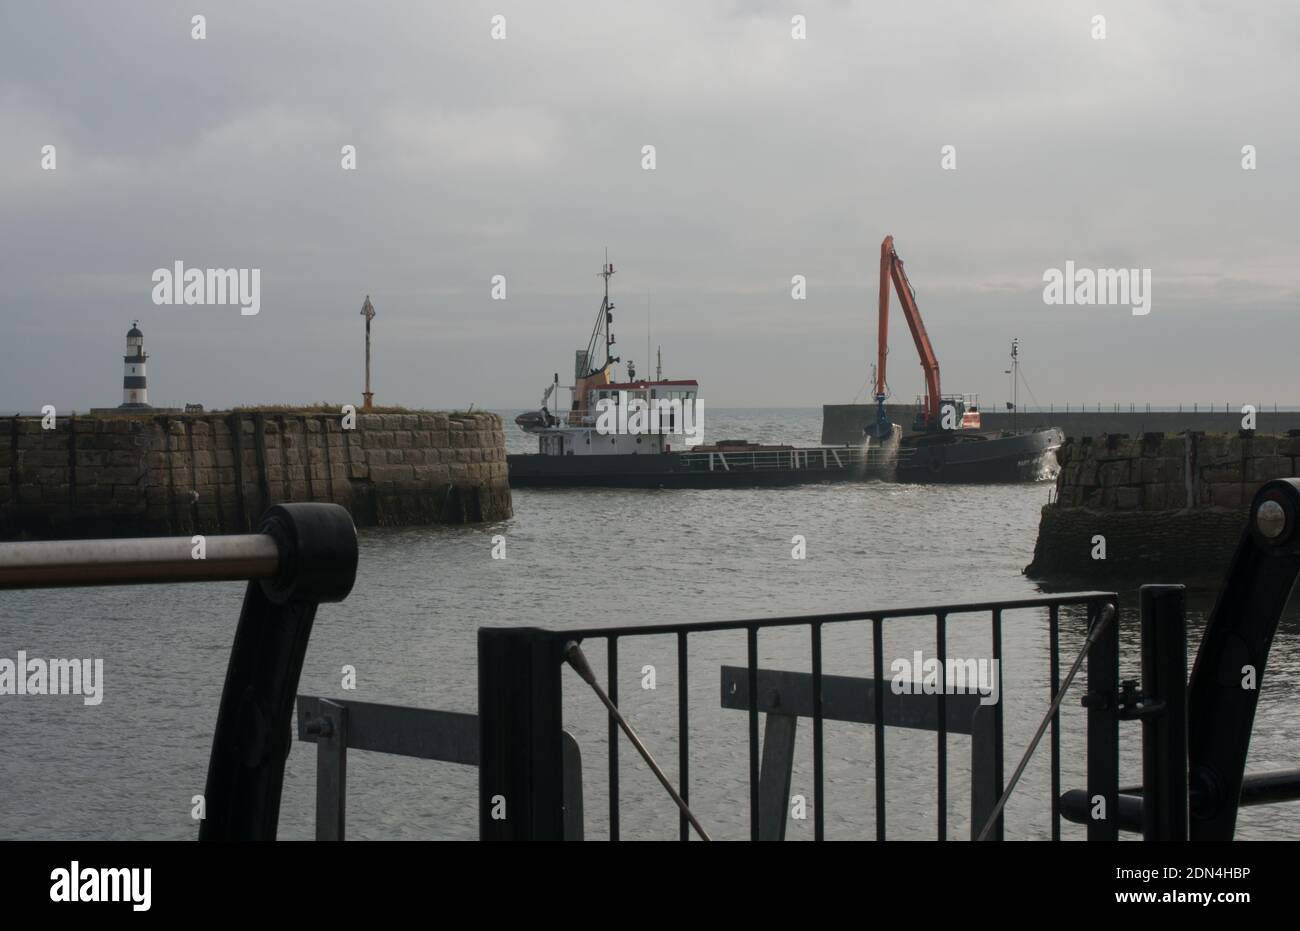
(1, 409, 510, 540)
(1028, 430, 1300, 582)
(822, 403, 1300, 446)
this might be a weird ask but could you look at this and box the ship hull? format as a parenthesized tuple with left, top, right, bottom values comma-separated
(508, 451, 881, 488)
(508, 427, 1059, 488)
(894, 428, 1062, 484)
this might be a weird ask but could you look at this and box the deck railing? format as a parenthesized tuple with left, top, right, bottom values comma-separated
(676, 445, 912, 474)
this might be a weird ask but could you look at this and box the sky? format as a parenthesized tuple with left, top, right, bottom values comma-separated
(2, 1, 1298, 412)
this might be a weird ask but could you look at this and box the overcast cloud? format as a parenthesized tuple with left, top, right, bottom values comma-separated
(2, 1, 1298, 412)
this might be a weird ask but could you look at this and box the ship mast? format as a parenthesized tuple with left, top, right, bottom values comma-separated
(1010, 337, 1019, 434)
(580, 251, 618, 379)
(600, 249, 616, 371)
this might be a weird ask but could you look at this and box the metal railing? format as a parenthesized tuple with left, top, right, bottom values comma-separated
(0, 502, 359, 841)
(479, 478, 1300, 841)
(676, 445, 913, 474)
(719, 663, 1002, 840)
(295, 695, 585, 840)
(478, 592, 1117, 841)
(1054, 480, 1300, 839)
(989, 403, 1293, 414)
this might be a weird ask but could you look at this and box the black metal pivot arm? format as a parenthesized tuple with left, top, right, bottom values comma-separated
(1186, 479, 1300, 840)
(200, 503, 358, 841)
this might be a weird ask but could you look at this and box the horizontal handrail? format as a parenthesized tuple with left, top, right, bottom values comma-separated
(0, 534, 281, 589)
(1060, 767, 1300, 832)
(297, 694, 586, 841)
(675, 447, 911, 464)
(525, 592, 1115, 639)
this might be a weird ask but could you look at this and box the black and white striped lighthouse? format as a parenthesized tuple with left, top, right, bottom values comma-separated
(121, 320, 150, 408)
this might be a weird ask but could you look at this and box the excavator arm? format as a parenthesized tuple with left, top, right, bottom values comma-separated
(873, 235, 943, 436)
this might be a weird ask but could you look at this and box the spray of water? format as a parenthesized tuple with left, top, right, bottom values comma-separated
(857, 422, 902, 481)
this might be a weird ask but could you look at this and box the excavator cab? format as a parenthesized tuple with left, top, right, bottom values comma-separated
(913, 395, 981, 433)
(912, 406, 938, 433)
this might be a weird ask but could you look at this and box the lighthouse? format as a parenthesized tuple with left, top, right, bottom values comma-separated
(121, 321, 150, 408)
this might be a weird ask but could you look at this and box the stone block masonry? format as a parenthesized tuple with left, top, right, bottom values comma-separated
(821, 403, 1300, 447)
(0, 411, 511, 539)
(1025, 431, 1300, 583)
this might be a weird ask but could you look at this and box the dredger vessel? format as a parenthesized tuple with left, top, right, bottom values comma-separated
(868, 235, 1061, 483)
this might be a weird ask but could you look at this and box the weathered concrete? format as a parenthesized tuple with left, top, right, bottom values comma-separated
(0, 410, 511, 539)
(822, 404, 1300, 446)
(1025, 431, 1300, 583)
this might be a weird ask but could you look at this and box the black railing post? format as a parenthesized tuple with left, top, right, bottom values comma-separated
(478, 627, 567, 840)
(1085, 601, 1120, 841)
(1140, 585, 1188, 841)
(311, 699, 349, 842)
(200, 503, 358, 840)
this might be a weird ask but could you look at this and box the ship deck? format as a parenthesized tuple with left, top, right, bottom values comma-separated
(508, 444, 906, 488)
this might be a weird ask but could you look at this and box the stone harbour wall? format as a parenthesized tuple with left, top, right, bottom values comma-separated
(1025, 431, 1300, 583)
(0, 410, 511, 539)
(822, 403, 1300, 446)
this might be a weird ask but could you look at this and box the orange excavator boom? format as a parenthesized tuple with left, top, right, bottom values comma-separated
(873, 235, 942, 434)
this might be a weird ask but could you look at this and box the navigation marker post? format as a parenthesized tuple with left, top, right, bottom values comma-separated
(361, 295, 376, 411)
